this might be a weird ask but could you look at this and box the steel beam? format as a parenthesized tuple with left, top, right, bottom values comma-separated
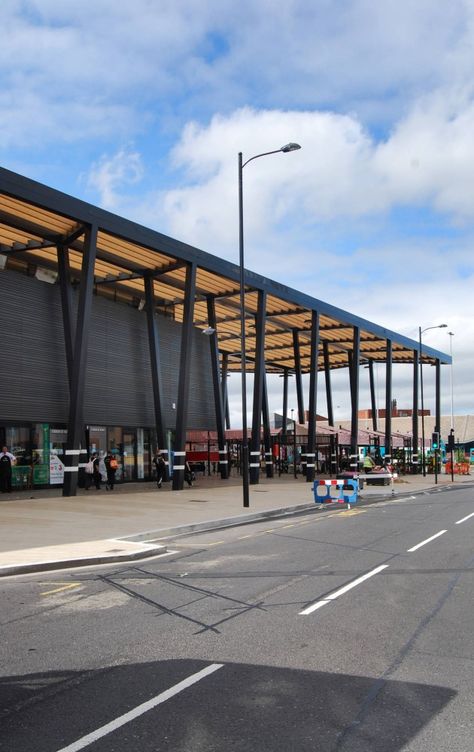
(306, 311, 320, 483)
(384, 340, 393, 463)
(350, 327, 360, 469)
(293, 329, 305, 425)
(412, 349, 419, 470)
(323, 341, 334, 427)
(62, 224, 97, 497)
(172, 262, 197, 490)
(207, 297, 228, 479)
(144, 274, 168, 476)
(250, 290, 266, 484)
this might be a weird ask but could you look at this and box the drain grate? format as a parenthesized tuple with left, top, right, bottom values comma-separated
(188, 499, 209, 503)
(253, 489, 268, 493)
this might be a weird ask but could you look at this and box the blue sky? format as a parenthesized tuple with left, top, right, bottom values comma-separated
(1, 0, 473, 423)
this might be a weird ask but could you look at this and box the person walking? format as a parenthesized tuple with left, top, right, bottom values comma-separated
(104, 451, 118, 490)
(184, 459, 193, 487)
(92, 453, 102, 490)
(0, 446, 16, 493)
(153, 451, 166, 488)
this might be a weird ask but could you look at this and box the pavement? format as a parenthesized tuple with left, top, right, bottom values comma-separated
(0, 470, 472, 577)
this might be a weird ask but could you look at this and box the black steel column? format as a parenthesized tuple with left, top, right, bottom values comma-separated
(412, 350, 419, 471)
(144, 274, 168, 477)
(250, 290, 266, 484)
(207, 297, 228, 479)
(281, 368, 289, 443)
(221, 352, 231, 430)
(172, 262, 197, 490)
(293, 329, 305, 425)
(262, 369, 273, 478)
(323, 341, 334, 427)
(350, 328, 360, 471)
(435, 358, 441, 434)
(368, 359, 378, 432)
(63, 224, 97, 497)
(384, 340, 393, 464)
(306, 311, 320, 483)
(57, 245, 74, 390)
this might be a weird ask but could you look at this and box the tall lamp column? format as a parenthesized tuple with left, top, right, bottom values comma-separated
(419, 323, 447, 477)
(238, 142, 301, 507)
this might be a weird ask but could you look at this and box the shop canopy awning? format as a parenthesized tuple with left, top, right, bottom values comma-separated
(0, 167, 450, 374)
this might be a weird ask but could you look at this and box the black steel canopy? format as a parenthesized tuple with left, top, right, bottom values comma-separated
(0, 166, 451, 374)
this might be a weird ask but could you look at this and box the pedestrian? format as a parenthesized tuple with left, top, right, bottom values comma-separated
(0, 446, 16, 493)
(104, 451, 118, 490)
(363, 453, 376, 473)
(153, 451, 166, 488)
(184, 459, 193, 487)
(92, 453, 101, 490)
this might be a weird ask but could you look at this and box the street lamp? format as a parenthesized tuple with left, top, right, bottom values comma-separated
(239, 142, 301, 507)
(448, 332, 454, 431)
(419, 323, 447, 476)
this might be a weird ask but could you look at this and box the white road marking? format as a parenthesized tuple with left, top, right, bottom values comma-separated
(55, 663, 224, 752)
(299, 564, 389, 616)
(407, 530, 447, 552)
(456, 511, 474, 525)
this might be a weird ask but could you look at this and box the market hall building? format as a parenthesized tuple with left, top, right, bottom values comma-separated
(0, 167, 451, 494)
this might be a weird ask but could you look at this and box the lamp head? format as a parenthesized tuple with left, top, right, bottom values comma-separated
(280, 142, 301, 153)
(202, 326, 216, 336)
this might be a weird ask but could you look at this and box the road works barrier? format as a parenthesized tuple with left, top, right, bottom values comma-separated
(312, 478, 359, 508)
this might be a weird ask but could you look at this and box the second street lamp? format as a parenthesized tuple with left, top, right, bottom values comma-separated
(419, 323, 447, 477)
(239, 142, 301, 507)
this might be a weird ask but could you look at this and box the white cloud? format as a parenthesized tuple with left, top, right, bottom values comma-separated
(87, 148, 144, 210)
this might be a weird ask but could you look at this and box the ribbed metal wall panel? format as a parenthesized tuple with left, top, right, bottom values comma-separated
(0, 269, 216, 430)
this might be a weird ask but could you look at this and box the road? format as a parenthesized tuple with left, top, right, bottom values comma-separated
(1, 486, 473, 751)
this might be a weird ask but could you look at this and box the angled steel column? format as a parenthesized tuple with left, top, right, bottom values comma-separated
(368, 359, 378, 432)
(435, 358, 441, 434)
(207, 297, 228, 479)
(293, 328, 305, 425)
(262, 369, 273, 478)
(57, 244, 74, 390)
(412, 349, 419, 471)
(172, 262, 197, 491)
(221, 352, 231, 430)
(384, 339, 393, 464)
(350, 327, 360, 470)
(306, 310, 320, 483)
(250, 290, 266, 484)
(323, 341, 334, 427)
(144, 273, 168, 476)
(63, 224, 97, 497)
(324, 341, 337, 475)
(281, 368, 289, 443)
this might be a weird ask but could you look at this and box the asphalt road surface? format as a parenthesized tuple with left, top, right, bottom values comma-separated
(1, 485, 473, 751)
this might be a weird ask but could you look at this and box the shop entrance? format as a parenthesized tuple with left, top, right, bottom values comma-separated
(122, 429, 137, 482)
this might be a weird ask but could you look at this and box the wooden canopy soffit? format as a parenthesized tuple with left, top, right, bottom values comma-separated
(0, 169, 450, 374)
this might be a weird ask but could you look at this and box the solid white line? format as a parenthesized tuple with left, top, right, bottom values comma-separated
(55, 663, 224, 752)
(456, 511, 474, 525)
(299, 564, 389, 615)
(407, 530, 447, 552)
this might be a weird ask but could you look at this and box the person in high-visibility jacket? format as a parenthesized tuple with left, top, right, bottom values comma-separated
(363, 454, 376, 473)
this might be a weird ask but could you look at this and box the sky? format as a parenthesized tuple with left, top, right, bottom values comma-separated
(1, 0, 473, 429)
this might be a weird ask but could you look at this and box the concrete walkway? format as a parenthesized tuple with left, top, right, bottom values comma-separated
(0, 471, 471, 577)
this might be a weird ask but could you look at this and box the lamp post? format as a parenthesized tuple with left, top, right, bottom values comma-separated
(239, 142, 301, 507)
(419, 323, 447, 476)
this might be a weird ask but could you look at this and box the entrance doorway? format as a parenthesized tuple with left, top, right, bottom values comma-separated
(122, 429, 137, 481)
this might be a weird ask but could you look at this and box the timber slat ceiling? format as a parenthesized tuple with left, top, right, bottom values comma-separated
(0, 167, 450, 375)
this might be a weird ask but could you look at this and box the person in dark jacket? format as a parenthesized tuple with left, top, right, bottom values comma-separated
(153, 451, 166, 488)
(92, 453, 101, 490)
(0, 446, 15, 493)
(104, 452, 118, 490)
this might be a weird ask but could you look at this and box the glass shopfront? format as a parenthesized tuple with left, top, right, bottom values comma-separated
(0, 423, 157, 489)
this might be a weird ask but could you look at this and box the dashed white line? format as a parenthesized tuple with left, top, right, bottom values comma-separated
(55, 663, 224, 752)
(456, 511, 474, 525)
(299, 564, 389, 616)
(407, 530, 447, 552)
